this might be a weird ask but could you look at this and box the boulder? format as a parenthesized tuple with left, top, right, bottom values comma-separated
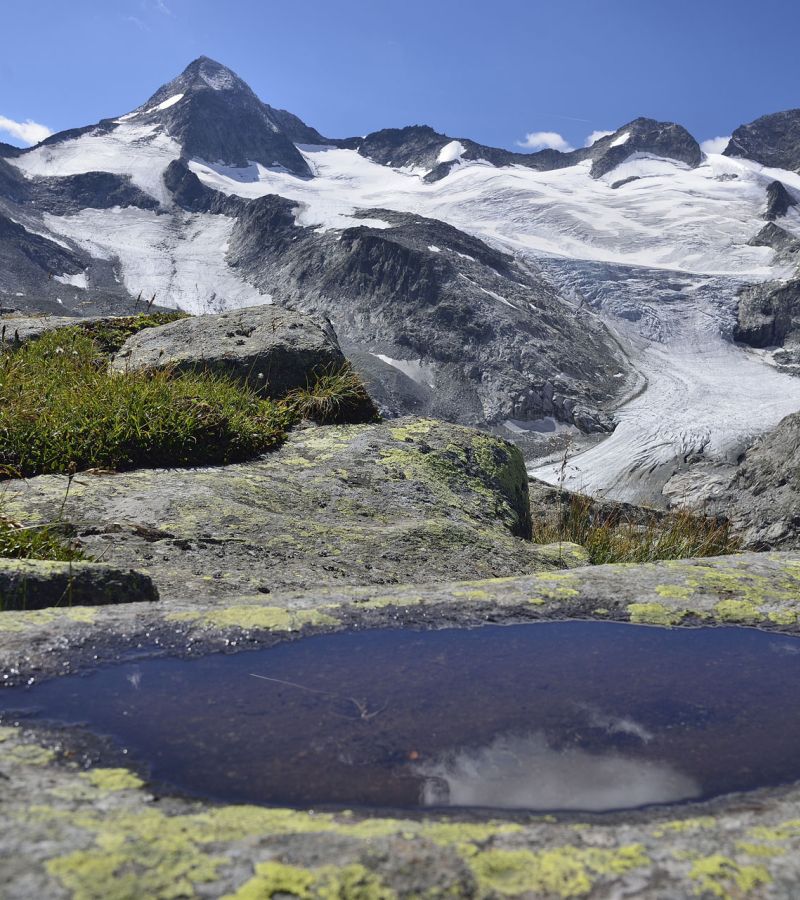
(112, 304, 345, 397)
(0, 418, 576, 603)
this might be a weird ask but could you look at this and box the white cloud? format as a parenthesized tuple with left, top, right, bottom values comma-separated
(585, 130, 614, 147)
(701, 136, 731, 155)
(517, 131, 574, 152)
(151, 0, 174, 15)
(0, 115, 52, 146)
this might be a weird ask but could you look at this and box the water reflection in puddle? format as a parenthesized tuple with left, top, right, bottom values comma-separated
(3, 621, 800, 813)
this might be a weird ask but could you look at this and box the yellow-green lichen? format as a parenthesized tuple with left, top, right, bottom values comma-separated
(0, 605, 97, 633)
(469, 844, 649, 898)
(713, 599, 761, 623)
(651, 817, 717, 837)
(768, 610, 798, 626)
(226, 861, 395, 899)
(655, 584, 694, 601)
(688, 854, 771, 898)
(81, 768, 145, 793)
(167, 606, 339, 632)
(627, 602, 688, 626)
(735, 842, 786, 860)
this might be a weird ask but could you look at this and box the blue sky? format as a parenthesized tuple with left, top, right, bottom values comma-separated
(1, 0, 799, 150)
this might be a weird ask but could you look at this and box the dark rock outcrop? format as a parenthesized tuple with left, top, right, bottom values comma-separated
(225, 197, 626, 431)
(128, 56, 322, 176)
(349, 118, 701, 182)
(112, 304, 345, 397)
(0, 213, 86, 294)
(734, 278, 800, 349)
(697, 412, 800, 549)
(764, 179, 798, 220)
(724, 109, 800, 172)
(0, 559, 158, 611)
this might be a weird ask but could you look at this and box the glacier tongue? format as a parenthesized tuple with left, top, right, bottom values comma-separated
(530, 264, 800, 504)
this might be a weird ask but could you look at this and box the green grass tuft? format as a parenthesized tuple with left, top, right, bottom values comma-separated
(0, 328, 292, 478)
(532, 493, 739, 565)
(283, 363, 379, 425)
(0, 514, 86, 562)
(76, 311, 190, 355)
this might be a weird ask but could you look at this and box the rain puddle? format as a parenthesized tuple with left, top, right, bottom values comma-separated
(3, 621, 800, 813)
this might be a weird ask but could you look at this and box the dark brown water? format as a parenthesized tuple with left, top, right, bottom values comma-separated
(3, 622, 800, 813)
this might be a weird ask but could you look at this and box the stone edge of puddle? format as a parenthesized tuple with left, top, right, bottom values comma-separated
(3, 551, 800, 896)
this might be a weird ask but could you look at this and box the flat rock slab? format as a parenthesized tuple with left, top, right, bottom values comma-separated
(111, 304, 345, 397)
(0, 313, 105, 348)
(0, 559, 158, 611)
(4, 552, 800, 898)
(0, 418, 567, 603)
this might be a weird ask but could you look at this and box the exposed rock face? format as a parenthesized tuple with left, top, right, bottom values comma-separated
(0, 559, 158, 610)
(0, 213, 87, 297)
(725, 109, 800, 172)
(764, 179, 798, 220)
(0, 418, 574, 602)
(112, 304, 344, 397)
(747, 222, 800, 264)
(225, 197, 625, 431)
(734, 278, 800, 350)
(587, 118, 702, 178)
(122, 56, 322, 176)
(707, 412, 800, 549)
(349, 118, 702, 182)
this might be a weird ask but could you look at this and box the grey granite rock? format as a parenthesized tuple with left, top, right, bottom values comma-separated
(0, 418, 577, 604)
(112, 304, 345, 397)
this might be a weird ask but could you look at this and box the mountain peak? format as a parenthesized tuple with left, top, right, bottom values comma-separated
(175, 56, 248, 93)
(116, 57, 324, 176)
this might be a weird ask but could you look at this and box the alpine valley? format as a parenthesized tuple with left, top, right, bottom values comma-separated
(5, 55, 800, 505)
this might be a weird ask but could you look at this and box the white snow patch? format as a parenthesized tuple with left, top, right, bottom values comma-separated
(371, 353, 435, 388)
(154, 93, 184, 112)
(184, 144, 796, 278)
(42, 207, 272, 314)
(54, 272, 87, 289)
(428, 245, 441, 252)
(610, 131, 631, 147)
(437, 140, 465, 164)
(11, 121, 181, 204)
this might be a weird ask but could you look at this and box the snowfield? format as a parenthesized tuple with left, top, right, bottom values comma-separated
(10, 125, 800, 502)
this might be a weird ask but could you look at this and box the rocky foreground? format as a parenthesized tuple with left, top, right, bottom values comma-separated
(3, 307, 800, 897)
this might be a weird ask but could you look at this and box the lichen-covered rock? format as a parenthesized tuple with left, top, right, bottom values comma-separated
(0, 418, 568, 603)
(112, 304, 345, 397)
(0, 559, 158, 610)
(5, 552, 800, 898)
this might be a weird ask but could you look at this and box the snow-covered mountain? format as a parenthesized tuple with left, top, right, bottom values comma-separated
(4, 56, 800, 502)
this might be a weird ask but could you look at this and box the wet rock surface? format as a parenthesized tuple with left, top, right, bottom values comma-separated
(111, 304, 345, 397)
(3, 552, 800, 897)
(0, 418, 565, 603)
